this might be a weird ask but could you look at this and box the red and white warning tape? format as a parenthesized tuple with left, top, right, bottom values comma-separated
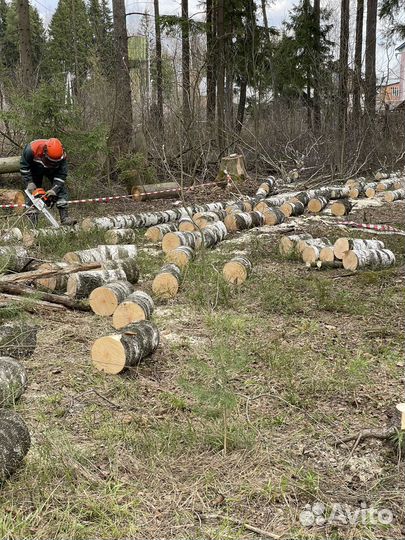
(339, 220, 405, 236)
(0, 181, 224, 209)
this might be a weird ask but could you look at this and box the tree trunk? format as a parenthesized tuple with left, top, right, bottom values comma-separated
(111, 0, 133, 154)
(333, 238, 384, 259)
(145, 223, 179, 242)
(0, 410, 30, 481)
(181, 0, 191, 131)
(64, 245, 137, 264)
(0, 246, 31, 273)
(165, 245, 195, 269)
(112, 291, 154, 330)
(92, 320, 160, 374)
(152, 263, 182, 298)
(307, 196, 329, 213)
(343, 248, 395, 270)
(0, 357, 27, 407)
(222, 256, 252, 284)
(338, 0, 350, 170)
(105, 229, 136, 245)
(216, 0, 225, 148)
(206, 0, 216, 125)
(224, 210, 265, 233)
(17, 0, 33, 91)
(67, 268, 128, 298)
(330, 199, 353, 216)
(236, 78, 247, 134)
(353, 0, 364, 129)
(89, 280, 134, 316)
(131, 181, 181, 201)
(313, 0, 321, 130)
(384, 189, 405, 202)
(279, 234, 313, 256)
(0, 156, 20, 174)
(153, 0, 164, 134)
(0, 321, 37, 359)
(365, 0, 377, 124)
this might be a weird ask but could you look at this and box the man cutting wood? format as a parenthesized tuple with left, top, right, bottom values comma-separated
(20, 138, 77, 226)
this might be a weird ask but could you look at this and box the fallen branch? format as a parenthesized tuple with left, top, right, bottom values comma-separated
(0, 262, 102, 283)
(0, 282, 91, 311)
(337, 427, 396, 445)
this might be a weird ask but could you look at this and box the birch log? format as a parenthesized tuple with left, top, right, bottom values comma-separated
(225, 199, 254, 214)
(131, 182, 180, 201)
(89, 280, 134, 316)
(222, 257, 252, 284)
(162, 231, 202, 254)
(178, 216, 196, 232)
(0, 322, 37, 359)
(255, 176, 277, 199)
(112, 291, 154, 330)
(67, 268, 127, 298)
(193, 210, 227, 229)
(377, 179, 403, 192)
(103, 258, 140, 284)
(201, 221, 228, 248)
(0, 228, 23, 244)
(152, 264, 181, 298)
(331, 199, 353, 216)
(302, 239, 332, 264)
(22, 225, 80, 247)
(333, 238, 385, 260)
(224, 211, 265, 232)
(0, 410, 31, 481)
(254, 192, 299, 213)
(343, 248, 396, 270)
(262, 207, 286, 226)
(36, 262, 70, 292)
(384, 189, 405, 203)
(0, 156, 20, 174)
(105, 229, 136, 245)
(165, 246, 195, 269)
(308, 196, 329, 213)
(91, 320, 160, 374)
(363, 182, 378, 198)
(280, 200, 305, 218)
(290, 191, 310, 206)
(0, 357, 27, 406)
(64, 245, 137, 264)
(319, 246, 335, 263)
(145, 223, 178, 242)
(375, 172, 388, 180)
(0, 246, 31, 273)
(279, 234, 313, 256)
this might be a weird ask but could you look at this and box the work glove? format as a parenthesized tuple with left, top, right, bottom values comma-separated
(45, 189, 57, 206)
(27, 182, 36, 193)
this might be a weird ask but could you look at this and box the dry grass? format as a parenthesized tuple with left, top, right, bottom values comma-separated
(0, 200, 404, 539)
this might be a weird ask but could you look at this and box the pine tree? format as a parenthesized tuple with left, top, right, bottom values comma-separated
(47, 0, 93, 83)
(88, 0, 114, 73)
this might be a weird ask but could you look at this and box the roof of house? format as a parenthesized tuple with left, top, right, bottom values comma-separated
(396, 42, 405, 52)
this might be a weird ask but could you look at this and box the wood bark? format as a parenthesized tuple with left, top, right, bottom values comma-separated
(279, 200, 305, 218)
(343, 248, 395, 270)
(253, 192, 299, 213)
(308, 196, 329, 213)
(333, 238, 385, 260)
(384, 189, 405, 203)
(67, 268, 127, 298)
(36, 262, 70, 292)
(0, 410, 30, 481)
(206, 0, 216, 125)
(89, 280, 134, 316)
(0, 228, 23, 244)
(297, 236, 330, 254)
(0, 157, 20, 174)
(22, 225, 80, 247)
(279, 234, 313, 256)
(201, 221, 228, 248)
(145, 223, 178, 242)
(224, 211, 265, 233)
(17, 0, 33, 91)
(225, 200, 254, 214)
(0, 282, 91, 311)
(152, 263, 181, 298)
(376, 178, 402, 191)
(262, 207, 286, 226)
(162, 230, 202, 253)
(112, 290, 154, 329)
(165, 245, 194, 269)
(103, 258, 140, 284)
(0, 356, 27, 406)
(331, 199, 352, 216)
(0, 190, 25, 207)
(0, 246, 31, 273)
(302, 239, 332, 264)
(0, 321, 37, 359)
(222, 256, 252, 285)
(91, 320, 160, 374)
(131, 182, 180, 201)
(255, 176, 277, 199)
(290, 191, 310, 207)
(105, 229, 136, 245)
(349, 181, 366, 198)
(216, 155, 248, 182)
(153, 0, 164, 134)
(64, 245, 137, 264)
(193, 210, 227, 229)
(364, 0, 377, 124)
(353, 0, 364, 129)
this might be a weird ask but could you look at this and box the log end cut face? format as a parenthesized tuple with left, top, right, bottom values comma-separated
(91, 336, 126, 374)
(112, 302, 146, 329)
(152, 273, 179, 299)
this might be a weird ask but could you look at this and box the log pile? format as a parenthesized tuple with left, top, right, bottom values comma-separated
(165, 246, 195, 269)
(384, 189, 405, 203)
(278, 234, 313, 256)
(145, 223, 178, 242)
(64, 244, 137, 264)
(152, 263, 181, 298)
(112, 291, 154, 330)
(105, 228, 136, 245)
(89, 280, 134, 316)
(222, 257, 252, 284)
(91, 320, 160, 374)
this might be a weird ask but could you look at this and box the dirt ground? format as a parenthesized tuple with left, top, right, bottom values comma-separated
(0, 188, 404, 539)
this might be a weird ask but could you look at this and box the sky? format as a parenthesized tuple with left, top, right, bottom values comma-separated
(33, 0, 403, 82)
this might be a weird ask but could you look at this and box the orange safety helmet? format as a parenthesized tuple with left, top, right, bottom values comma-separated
(44, 138, 65, 162)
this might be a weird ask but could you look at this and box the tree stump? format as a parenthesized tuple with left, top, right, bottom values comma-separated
(216, 154, 248, 183)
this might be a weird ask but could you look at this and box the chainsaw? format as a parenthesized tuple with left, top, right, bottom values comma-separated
(24, 188, 60, 228)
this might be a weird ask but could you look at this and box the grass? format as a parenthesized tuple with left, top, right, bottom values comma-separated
(1, 214, 404, 539)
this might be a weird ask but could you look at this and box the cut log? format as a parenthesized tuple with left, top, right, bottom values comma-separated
(165, 246, 195, 269)
(0, 228, 23, 244)
(262, 207, 286, 226)
(145, 223, 178, 242)
(349, 182, 366, 198)
(255, 176, 277, 199)
(225, 199, 254, 214)
(297, 237, 330, 255)
(308, 196, 329, 213)
(0, 189, 25, 208)
(343, 248, 396, 271)
(216, 154, 248, 182)
(202, 221, 228, 248)
(22, 225, 80, 248)
(0, 321, 37, 359)
(36, 262, 70, 292)
(377, 179, 402, 192)
(384, 189, 405, 203)
(279, 234, 313, 256)
(0, 357, 27, 406)
(132, 182, 180, 201)
(333, 238, 385, 260)
(91, 320, 160, 374)
(0, 282, 90, 311)
(103, 258, 140, 284)
(152, 263, 181, 299)
(302, 238, 332, 264)
(290, 191, 310, 206)
(280, 200, 305, 218)
(162, 231, 202, 254)
(345, 176, 366, 188)
(224, 210, 265, 233)
(331, 199, 353, 216)
(193, 210, 227, 229)
(64, 244, 137, 264)
(178, 216, 196, 232)
(363, 182, 378, 198)
(254, 192, 299, 213)
(105, 228, 136, 245)
(375, 172, 388, 180)
(67, 268, 127, 298)
(0, 156, 20, 174)
(89, 280, 134, 316)
(0, 246, 31, 273)
(319, 246, 335, 263)
(223, 257, 252, 284)
(0, 410, 31, 481)
(112, 291, 154, 330)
